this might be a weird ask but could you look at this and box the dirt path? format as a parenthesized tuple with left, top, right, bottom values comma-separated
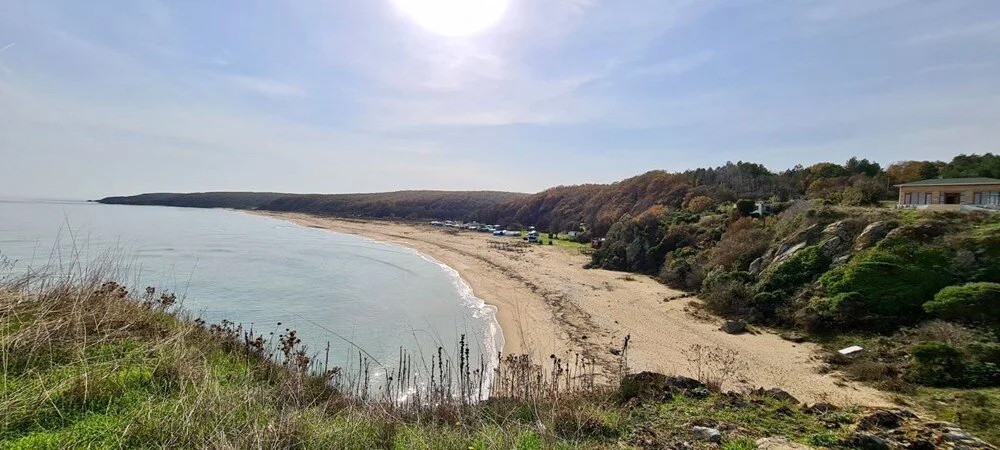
(251, 212, 892, 406)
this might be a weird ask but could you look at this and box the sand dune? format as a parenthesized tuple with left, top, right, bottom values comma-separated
(252, 212, 891, 407)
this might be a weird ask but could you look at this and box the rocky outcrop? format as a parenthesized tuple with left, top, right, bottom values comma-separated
(853, 220, 896, 250)
(771, 241, 807, 268)
(839, 410, 997, 450)
(619, 371, 706, 402)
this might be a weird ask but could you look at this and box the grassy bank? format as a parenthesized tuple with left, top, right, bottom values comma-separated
(7, 271, 985, 449)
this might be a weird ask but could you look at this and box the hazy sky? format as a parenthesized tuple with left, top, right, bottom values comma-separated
(1, 1, 999, 199)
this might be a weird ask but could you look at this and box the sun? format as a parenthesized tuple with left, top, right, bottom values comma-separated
(390, 0, 510, 37)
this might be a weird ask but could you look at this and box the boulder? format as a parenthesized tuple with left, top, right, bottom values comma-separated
(854, 221, 895, 250)
(720, 320, 747, 334)
(822, 219, 852, 241)
(819, 235, 849, 258)
(858, 410, 904, 430)
(619, 372, 705, 402)
(779, 332, 806, 343)
(748, 257, 764, 276)
(755, 437, 812, 450)
(803, 402, 839, 414)
(750, 387, 800, 404)
(691, 426, 721, 443)
(845, 433, 891, 450)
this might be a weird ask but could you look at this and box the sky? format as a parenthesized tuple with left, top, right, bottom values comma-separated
(1, 0, 999, 199)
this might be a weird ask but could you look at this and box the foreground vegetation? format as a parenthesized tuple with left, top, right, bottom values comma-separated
(7, 271, 996, 448)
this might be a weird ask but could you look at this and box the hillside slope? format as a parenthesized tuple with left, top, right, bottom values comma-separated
(97, 190, 526, 220)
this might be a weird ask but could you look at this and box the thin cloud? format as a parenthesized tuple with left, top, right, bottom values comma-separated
(631, 51, 714, 77)
(901, 20, 1000, 45)
(224, 75, 305, 97)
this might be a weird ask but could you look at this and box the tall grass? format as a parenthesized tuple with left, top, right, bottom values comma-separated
(0, 255, 633, 447)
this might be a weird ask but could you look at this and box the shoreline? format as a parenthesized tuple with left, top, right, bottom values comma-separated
(249, 211, 893, 407)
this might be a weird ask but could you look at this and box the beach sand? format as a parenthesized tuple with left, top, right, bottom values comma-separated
(252, 212, 891, 406)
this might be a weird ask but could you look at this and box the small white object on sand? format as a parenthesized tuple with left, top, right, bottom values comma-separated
(838, 345, 863, 355)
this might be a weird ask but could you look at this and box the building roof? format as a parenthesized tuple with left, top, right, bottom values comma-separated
(896, 177, 1000, 187)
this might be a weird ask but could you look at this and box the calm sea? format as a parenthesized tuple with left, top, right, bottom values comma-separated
(0, 199, 502, 386)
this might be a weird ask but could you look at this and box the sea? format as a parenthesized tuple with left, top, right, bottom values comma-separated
(0, 198, 502, 394)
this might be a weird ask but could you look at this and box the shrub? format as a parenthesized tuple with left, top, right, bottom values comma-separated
(708, 219, 772, 271)
(756, 246, 831, 297)
(658, 247, 705, 291)
(796, 292, 867, 331)
(923, 282, 1000, 326)
(819, 240, 952, 321)
(686, 195, 715, 213)
(909, 342, 966, 387)
(701, 274, 755, 316)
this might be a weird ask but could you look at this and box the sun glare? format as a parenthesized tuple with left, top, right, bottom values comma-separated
(390, 0, 509, 37)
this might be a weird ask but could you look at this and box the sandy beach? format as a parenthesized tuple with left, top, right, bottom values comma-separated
(252, 211, 890, 406)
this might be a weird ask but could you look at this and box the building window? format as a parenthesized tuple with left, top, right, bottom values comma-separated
(974, 191, 1000, 205)
(904, 193, 912, 205)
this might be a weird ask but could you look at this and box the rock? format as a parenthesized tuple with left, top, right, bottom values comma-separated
(720, 320, 747, 334)
(609, 347, 621, 356)
(755, 437, 812, 450)
(780, 332, 806, 343)
(858, 410, 904, 430)
(803, 402, 839, 414)
(822, 219, 851, 238)
(943, 431, 971, 442)
(771, 241, 807, 267)
(832, 254, 852, 266)
(845, 433, 891, 450)
(748, 257, 764, 276)
(854, 221, 895, 250)
(750, 387, 800, 404)
(819, 235, 848, 258)
(619, 372, 705, 402)
(691, 426, 721, 443)
(906, 440, 936, 450)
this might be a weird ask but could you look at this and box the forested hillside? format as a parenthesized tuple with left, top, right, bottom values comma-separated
(98, 190, 525, 220)
(482, 153, 999, 236)
(98, 153, 1000, 230)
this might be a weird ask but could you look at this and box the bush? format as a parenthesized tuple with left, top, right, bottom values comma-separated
(686, 195, 715, 213)
(796, 292, 867, 332)
(756, 246, 831, 297)
(909, 341, 1000, 388)
(708, 219, 772, 271)
(923, 282, 1000, 326)
(701, 272, 755, 316)
(909, 342, 966, 387)
(819, 240, 952, 321)
(657, 247, 705, 291)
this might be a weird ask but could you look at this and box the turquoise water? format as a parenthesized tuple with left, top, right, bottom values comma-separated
(0, 199, 501, 388)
